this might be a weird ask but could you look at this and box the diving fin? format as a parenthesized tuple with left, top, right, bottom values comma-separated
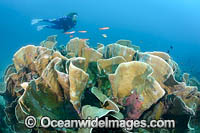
(31, 19, 43, 25)
(37, 25, 47, 31)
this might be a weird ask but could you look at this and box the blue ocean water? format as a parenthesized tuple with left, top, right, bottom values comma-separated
(0, 0, 200, 80)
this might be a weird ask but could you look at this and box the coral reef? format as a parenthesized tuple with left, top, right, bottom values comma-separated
(100, 43, 137, 62)
(109, 61, 165, 119)
(116, 40, 140, 51)
(1, 36, 200, 133)
(97, 56, 126, 74)
(40, 35, 57, 49)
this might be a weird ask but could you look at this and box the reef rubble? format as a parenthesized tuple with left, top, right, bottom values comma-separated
(0, 36, 200, 133)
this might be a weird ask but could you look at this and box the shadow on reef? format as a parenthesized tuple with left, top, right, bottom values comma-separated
(0, 98, 13, 133)
(0, 35, 200, 133)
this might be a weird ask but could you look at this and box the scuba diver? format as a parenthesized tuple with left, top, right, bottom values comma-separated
(31, 12, 78, 32)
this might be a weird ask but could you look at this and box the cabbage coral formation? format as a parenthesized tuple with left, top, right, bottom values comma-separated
(0, 36, 200, 133)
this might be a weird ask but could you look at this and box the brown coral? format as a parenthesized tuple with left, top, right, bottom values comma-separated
(97, 56, 126, 74)
(2, 37, 200, 133)
(66, 37, 89, 57)
(116, 40, 140, 51)
(13, 45, 47, 72)
(40, 35, 57, 49)
(138, 53, 174, 93)
(109, 61, 165, 119)
(102, 43, 136, 62)
(81, 47, 103, 70)
(145, 51, 170, 63)
(69, 61, 89, 114)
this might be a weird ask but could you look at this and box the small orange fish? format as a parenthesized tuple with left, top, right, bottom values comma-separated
(80, 38, 89, 41)
(64, 31, 75, 34)
(78, 30, 87, 33)
(102, 34, 107, 38)
(99, 27, 110, 30)
(70, 35, 73, 38)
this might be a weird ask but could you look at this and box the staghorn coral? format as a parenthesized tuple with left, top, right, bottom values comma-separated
(1, 37, 200, 133)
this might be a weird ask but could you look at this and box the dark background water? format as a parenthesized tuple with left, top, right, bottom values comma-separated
(0, 0, 200, 79)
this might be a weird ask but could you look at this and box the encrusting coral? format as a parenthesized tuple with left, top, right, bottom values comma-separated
(1, 36, 200, 133)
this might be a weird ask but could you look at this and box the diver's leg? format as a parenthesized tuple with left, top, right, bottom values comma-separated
(37, 25, 48, 31)
(31, 18, 57, 25)
(37, 24, 62, 31)
(42, 19, 57, 24)
(31, 19, 43, 25)
(47, 24, 62, 30)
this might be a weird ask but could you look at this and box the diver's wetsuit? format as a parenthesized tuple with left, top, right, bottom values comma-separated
(33, 12, 78, 32)
(42, 16, 77, 32)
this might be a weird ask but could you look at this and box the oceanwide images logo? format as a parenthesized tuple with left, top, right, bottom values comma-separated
(25, 116, 37, 129)
(24, 115, 175, 131)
